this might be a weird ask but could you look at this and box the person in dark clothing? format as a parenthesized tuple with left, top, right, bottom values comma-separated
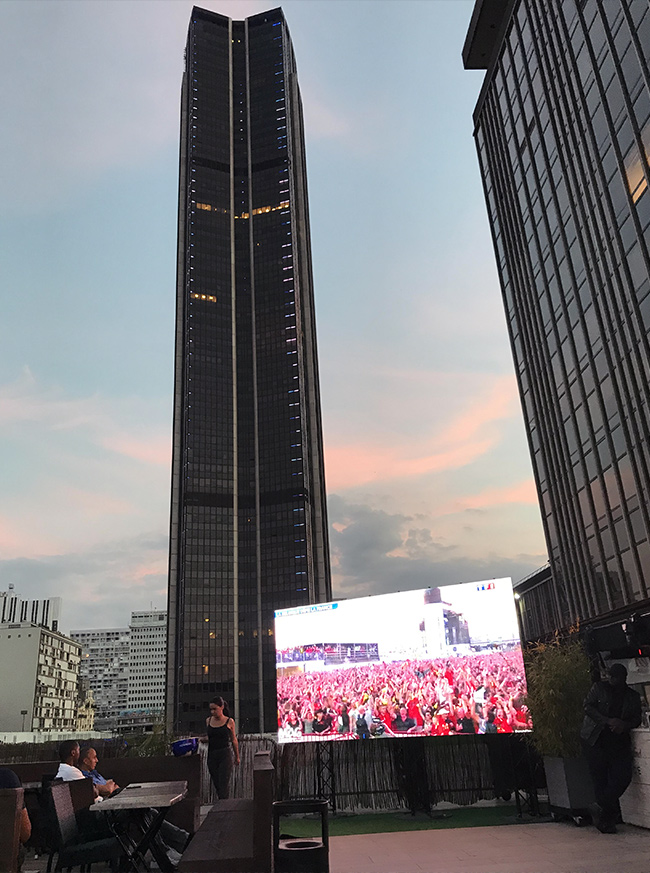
(581, 662, 642, 833)
(484, 709, 499, 734)
(0, 768, 31, 838)
(455, 705, 478, 734)
(0, 767, 31, 872)
(391, 706, 416, 732)
(313, 709, 334, 733)
(204, 696, 240, 799)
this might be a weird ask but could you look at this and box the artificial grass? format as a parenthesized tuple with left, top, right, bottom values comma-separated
(279, 804, 521, 837)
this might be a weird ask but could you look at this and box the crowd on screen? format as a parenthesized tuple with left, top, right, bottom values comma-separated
(276, 649, 531, 740)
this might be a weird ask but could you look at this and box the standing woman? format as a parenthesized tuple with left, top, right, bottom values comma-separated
(206, 697, 240, 799)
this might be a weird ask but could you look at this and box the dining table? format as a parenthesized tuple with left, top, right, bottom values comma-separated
(90, 780, 187, 872)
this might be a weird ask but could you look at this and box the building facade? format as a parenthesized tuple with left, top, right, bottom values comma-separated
(126, 610, 166, 724)
(465, 0, 650, 636)
(71, 627, 130, 731)
(168, 6, 331, 734)
(513, 563, 555, 642)
(76, 682, 96, 734)
(0, 584, 61, 631)
(0, 622, 81, 733)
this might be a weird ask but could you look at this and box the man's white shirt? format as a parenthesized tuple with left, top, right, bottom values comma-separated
(56, 763, 85, 781)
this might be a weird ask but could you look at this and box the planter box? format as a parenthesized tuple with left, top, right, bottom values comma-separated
(621, 728, 650, 828)
(543, 756, 595, 811)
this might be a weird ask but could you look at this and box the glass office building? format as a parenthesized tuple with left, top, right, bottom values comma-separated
(167, 6, 331, 734)
(464, 0, 650, 636)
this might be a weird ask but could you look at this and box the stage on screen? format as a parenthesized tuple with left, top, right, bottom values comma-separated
(275, 578, 531, 743)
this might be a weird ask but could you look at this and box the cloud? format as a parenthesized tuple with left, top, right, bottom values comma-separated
(0, 514, 62, 558)
(0, 368, 170, 467)
(0, 371, 170, 559)
(302, 93, 351, 140)
(62, 488, 135, 519)
(101, 435, 171, 468)
(0, 532, 169, 631)
(437, 479, 539, 516)
(324, 373, 519, 491)
(328, 494, 546, 601)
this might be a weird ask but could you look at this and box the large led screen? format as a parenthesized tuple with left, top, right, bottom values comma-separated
(275, 578, 530, 742)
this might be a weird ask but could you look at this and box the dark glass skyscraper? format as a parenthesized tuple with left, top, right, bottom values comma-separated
(464, 0, 650, 638)
(167, 6, 331, 734)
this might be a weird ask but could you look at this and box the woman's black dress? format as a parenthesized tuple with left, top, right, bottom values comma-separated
(207, 719, 233, 799)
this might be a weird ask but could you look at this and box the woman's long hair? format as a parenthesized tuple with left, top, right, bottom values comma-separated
(210, 696, 230, 718)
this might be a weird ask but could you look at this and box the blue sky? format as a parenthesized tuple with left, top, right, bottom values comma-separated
(0, 0, 547, 631)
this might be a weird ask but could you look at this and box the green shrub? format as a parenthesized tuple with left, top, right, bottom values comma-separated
(524, 632, 592, 758)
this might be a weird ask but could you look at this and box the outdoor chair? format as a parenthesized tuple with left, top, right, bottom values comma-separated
(48, 781, 123, 873)
(0, 787, 23, 873)
(39, 777, 63, 869)
(68, 777, 96, 813)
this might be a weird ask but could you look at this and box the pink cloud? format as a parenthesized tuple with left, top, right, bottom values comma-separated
(63, 488, 135, 518)
(101, 434, 171, 467)
(435, 374, 518, 445)
(325, 439, 495, 492)
(324, 374, 519, 491)
(0, 514, 63, 560)
(439, 479, 539, 515)
(0, 371, 170, 468)
(131, 557, 167, 587)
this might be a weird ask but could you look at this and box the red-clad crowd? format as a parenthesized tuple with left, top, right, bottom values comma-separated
(277, 648, 532, 741)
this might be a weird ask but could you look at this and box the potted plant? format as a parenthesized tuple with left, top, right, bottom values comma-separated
(524, 631, 595, 818)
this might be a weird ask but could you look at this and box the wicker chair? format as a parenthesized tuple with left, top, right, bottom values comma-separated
(48, 781, 123, 873)
(0, 787, 23, 873)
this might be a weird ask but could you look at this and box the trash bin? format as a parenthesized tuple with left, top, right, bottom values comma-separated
(273, 799, 329, 873)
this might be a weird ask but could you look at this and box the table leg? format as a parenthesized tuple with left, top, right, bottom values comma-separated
(133, 807, 176, 873)
(99, 812, 146, 873)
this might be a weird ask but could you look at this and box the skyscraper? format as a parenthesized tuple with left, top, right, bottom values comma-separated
(464, 0, 650, 637)
(167, 6, 331, 734)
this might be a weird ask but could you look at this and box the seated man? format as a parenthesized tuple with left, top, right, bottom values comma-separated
(55, 740, 86, 781)
(78, 746, 189, 857)
(79, 747, 119, 798)
(54, 740, 114, 845)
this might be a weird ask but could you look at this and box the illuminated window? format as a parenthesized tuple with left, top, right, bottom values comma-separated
(624, 122, 650, 204)
(235, 200, 290, 220)
(190, 293, 217, 303)
(196, 202, 212, 211)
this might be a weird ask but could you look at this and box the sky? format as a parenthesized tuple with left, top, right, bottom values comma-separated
(0, 0, 547, 633)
